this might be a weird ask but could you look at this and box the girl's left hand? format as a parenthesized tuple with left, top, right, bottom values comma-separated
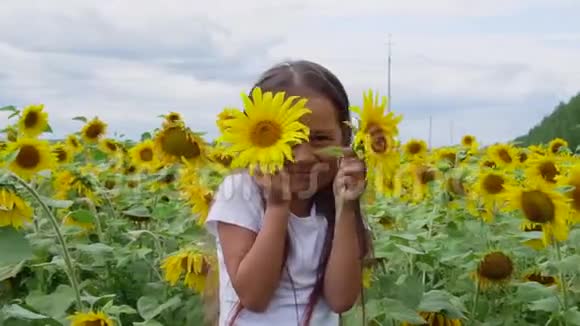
(333, 148, 366, 203)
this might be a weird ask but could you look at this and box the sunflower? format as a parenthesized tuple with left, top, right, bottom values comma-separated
(351, 89, 402, 147)
(129, 139, 158, 172)
(216, 108, 241, 134)
(362, 266, 373, 289)
(181, 185, 213, 225)
(5, 126, 18, 142)
(402, 312, 463, 326)
(161, 248, 214, 294)
(528, 144, 546, 157)
(359, 121, 401, 193)
(524, 271, 558, 287)
(17, 104, 49, 138)
(474, 251, 514, 289)
(469, 170, 512, 222)
(558, 165, 580, 223)
(99, 138, 121, 156)
(518, 149, 529, 164)
(7, 137, 55, 180)
(0, 187, 34, 228)
(548, 138, 568, 155)
(154, 123, 208, 167)
(68, 311, 114, 326)
(52, 143, 73, 164)
(403, 139, 428, 162)
(81, 117, 107, 143)
(217, 87, 311, 175)
(525, 156, 561, 185)
(162, 111, 184, 128)
(461, 134, 478, 152)
(65, 134, 82, 153)
(434, 147, 458, 168)
(486, 143, 519, 169)
(504, 180, 570, 245)
(410, 163, 437, 202)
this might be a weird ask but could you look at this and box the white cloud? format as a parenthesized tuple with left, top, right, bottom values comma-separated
(1, 0, 579, 148)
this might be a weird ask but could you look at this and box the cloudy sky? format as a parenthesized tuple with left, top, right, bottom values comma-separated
(1, 0, 579, 147)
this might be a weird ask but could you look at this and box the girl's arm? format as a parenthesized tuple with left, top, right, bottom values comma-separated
(322, 200, 363, 313)
(217, 203, 289, 312)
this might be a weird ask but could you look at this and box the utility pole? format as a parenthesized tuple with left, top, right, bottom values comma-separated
(387, 33, 392, 111)
(450, 120, 454, 145)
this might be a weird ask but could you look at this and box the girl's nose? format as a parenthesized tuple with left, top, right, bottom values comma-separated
(293, 143, 316, 163)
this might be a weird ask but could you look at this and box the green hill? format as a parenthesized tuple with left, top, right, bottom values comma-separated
(514, 92, 580, 150)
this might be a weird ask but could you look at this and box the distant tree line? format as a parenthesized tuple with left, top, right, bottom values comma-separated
(514, 92, 580, 150)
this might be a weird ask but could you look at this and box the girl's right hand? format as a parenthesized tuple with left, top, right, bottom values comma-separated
(254, 168, 291, 207)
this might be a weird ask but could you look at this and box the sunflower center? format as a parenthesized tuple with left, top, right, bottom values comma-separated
(526, 273, 556, 285)
(250, 121, 281, 147)
(139, 148, 154, 161)
(70, 138, 80, 148)
(551, 143, 563, 154)
(16, 145, 41, 169)
(419, 167, 436, 184)
(483, 174, 504, 194)
(24, 111, 39, 128)
(498, 149, 512, 163)
(483, 160, 496, 168)
(519, 152, 528, 163)
(408, 142, 423, 155)
(106, 141, 117, 152)
(160, 127, 201, 159)
(84, 320, 107, 326)
(54, 147, 68, 162)
(442, 153, 456, 164)
(538, 161, 558, 183)
(85, 123, 104, 139)
(569, 181, 580, 211)
(463, 136, 473, 145)
(447, 178, 466, 196)
(478, 252, 513, 281)
(126, 165, 137, 174)
(521, 190, 555, 223)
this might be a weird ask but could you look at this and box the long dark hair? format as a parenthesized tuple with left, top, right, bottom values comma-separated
(228, 60, 372, 325)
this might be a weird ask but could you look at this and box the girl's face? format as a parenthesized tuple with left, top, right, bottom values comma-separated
(286, 94, 344, 198)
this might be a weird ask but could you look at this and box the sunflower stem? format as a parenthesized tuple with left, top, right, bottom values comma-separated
(11, 173, 84, 311)
(470, 281, 480, 324)
(553, 239, 569, 317)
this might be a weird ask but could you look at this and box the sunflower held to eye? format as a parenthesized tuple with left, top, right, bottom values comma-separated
(17, 104, 49, 138)
(216, 87, 311, 175)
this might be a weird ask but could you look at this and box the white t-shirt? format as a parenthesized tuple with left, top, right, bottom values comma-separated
(205, 172, 339, 326)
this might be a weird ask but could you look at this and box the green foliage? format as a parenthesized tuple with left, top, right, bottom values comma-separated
(515, 92, 580, 148)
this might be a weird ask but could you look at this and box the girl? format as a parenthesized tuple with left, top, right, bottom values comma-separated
(205, 60, 371, 326)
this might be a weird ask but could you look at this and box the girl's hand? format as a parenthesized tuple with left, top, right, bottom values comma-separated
(334, 149, 366, 203)
(254, 168, 292, 207)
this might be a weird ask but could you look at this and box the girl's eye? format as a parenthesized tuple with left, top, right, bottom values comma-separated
(310, 135, 331, 145)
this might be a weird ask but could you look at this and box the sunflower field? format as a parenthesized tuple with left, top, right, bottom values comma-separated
(1, 90, 580, 326)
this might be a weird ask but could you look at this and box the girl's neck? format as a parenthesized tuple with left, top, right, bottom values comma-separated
(290, 197, 313, 218)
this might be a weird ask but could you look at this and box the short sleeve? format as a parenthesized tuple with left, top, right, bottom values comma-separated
(205, 172, 264, 237)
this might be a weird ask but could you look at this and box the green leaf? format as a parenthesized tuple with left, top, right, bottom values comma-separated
(391, 233, 418, 241)
(564, 308, 580, 324)
(1, 304, 49, 320)
(0, 106, 17, 112)
(315, 146, 345, 158)
(44, 124, 53, 133)
(7, 111, 19, 119)
(141, 132, 152, 141)
(0, 260, 25, 281)
(70, 209, 95, 223)
(394, 243, 425, 255)
(137, 295, 181, 321)
(417, 290, 466, 319)
(556, 254, 580, 274)
(0, 226, 34, 265)
(39, 196, 74, 209)
(72, 116, 87, 123)
(75, 243, 114, 255)
(134, 320, 165, 326)
(515, 282, 557, 302)
(123, 207, 152, 219)
(25, 284, 75, 318)
(382, 298, 425, 324)
(528, 296, 560, 312)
